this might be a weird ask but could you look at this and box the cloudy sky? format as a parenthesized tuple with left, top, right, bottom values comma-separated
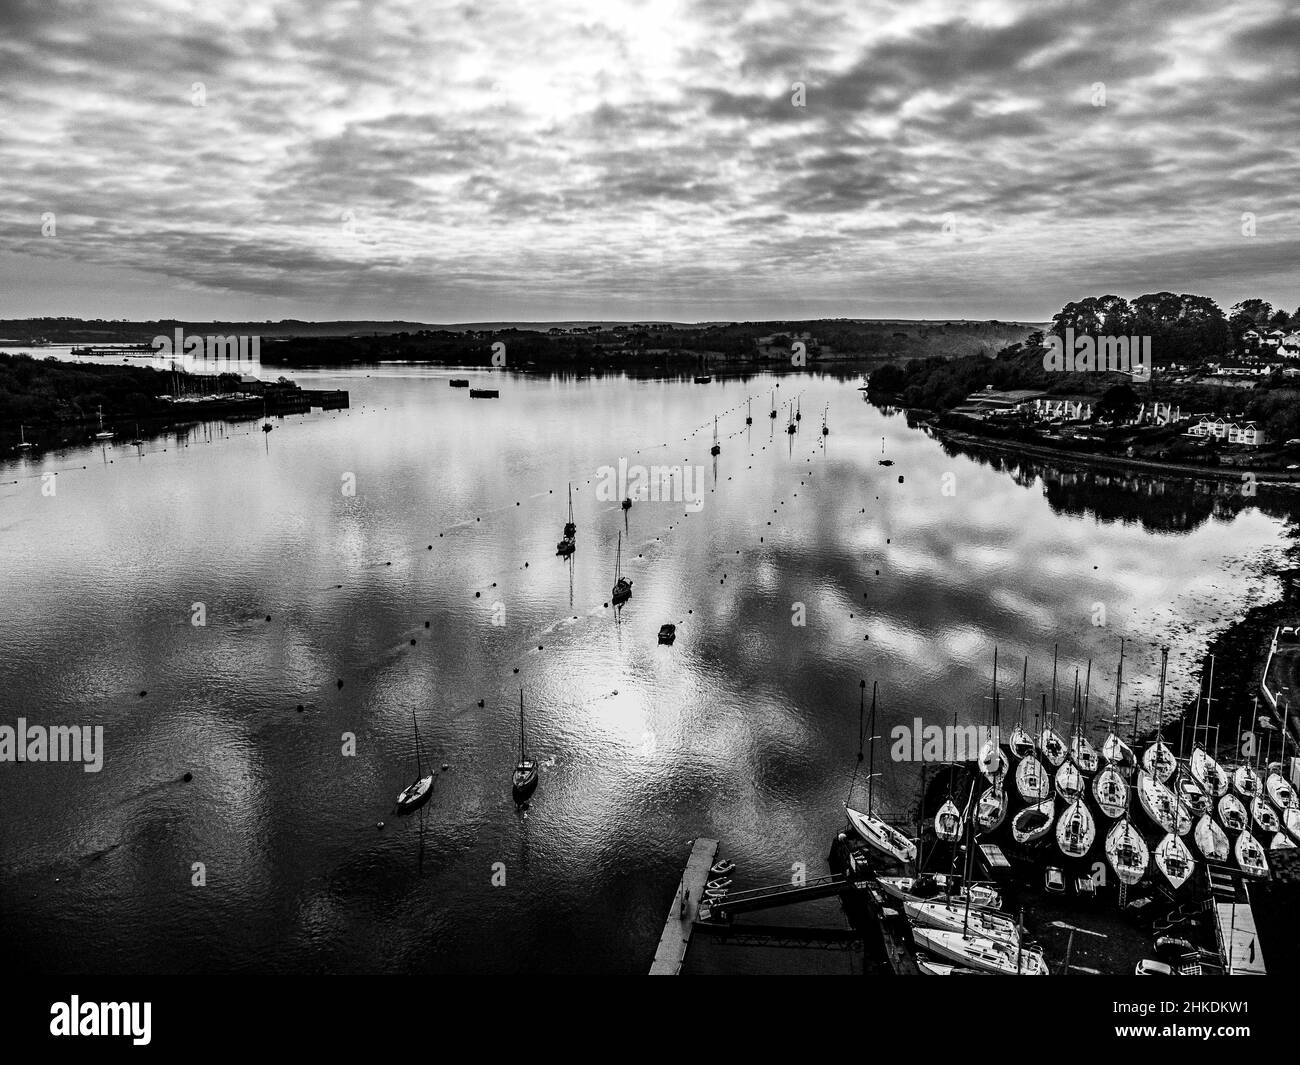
(1, 0, 1297, 323)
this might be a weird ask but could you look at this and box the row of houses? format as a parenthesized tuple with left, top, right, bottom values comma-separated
(1186, 416, 1266, 446)
(1242, 328, 1300, 355)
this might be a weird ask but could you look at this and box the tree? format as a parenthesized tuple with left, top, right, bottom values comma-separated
(1095, 383, 1141, 423)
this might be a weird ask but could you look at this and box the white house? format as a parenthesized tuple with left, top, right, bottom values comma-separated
(1187, 417, 1265, 446)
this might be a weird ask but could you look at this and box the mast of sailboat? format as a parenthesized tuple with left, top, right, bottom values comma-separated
(1051, 644, 1059, 726)
(1019, 657, 1028, 727)
(1157, 645, 1169, 751)
(519, 688, 526, 763)
(867, 681, 878, 816)
(1083, 658, 1092, 731)
(412, 709, 423, 778)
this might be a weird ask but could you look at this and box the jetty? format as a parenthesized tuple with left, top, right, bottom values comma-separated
(649, 838, 717, 975)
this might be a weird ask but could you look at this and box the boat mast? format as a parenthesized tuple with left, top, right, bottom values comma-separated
(867, 681, 878, 817)
(412, 709, 423, 777)
(519, 688, 526, 763)
(1051, 644, 1059, 726)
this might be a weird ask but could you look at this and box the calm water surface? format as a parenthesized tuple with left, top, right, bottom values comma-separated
(0, 367, 1288, 973)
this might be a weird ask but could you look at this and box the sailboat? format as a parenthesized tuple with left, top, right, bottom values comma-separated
(710, 416, 721, 457)
(974, 783, 1009, 835)
(611, 531, 632, 606)
(1055, 760, 1084, 803)
(93, 405, 114, 440)
(1142, 648, 1177, 782)
(1218, 793, 1249, 833)
(557, 484, 576, 555)
(1136, 770, 1192, 836)
(785, 402, 796, 435)
(845, 681, 918, 865)
(795, 396, 801, 421)
(910, 928, 1048, 976)
(1070, 663, 1100, 773)
(746, 398, 753, 426)
(17, 425, 32, 449)
(877, 874, 1001, 911)
(1039, 650, 1067, 767)
(1007, 659, 1034, 759)
(1104, 811, 1150, 886)
(821, 404, 829, 437)
(934, 798, 962, 843)
(1192, 813, 1230, 862)
(1234, 831, 1269, 877)
(1250, 795, 1281, 834)
(1266, 768, 1297, 810)
(904, 899, 1019, 943)
(394, 709, 434, 814)
(512, 689, 539, 804)
(1092, 763, 1129, 819)
(1101, 640, 1135, 765)
(1055, 798, 1096, 859)
(1189, 743, 1228, 797)
(768, 391, 777, 419)
(1153, 832, 1195, 890)
(1014, 724, 1051, 802)
(978, 650, 1007, 783)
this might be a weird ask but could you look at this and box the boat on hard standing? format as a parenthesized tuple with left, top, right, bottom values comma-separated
(910, 928, 1048, 976)
(934, 799, 963, 843)
(1142, 647, 1177, 783)
(1233, 763, 1262, 799)
(1218, 793, 1249, 833)
(394, 710, 434, 814)
(1101, 644, 1135, 766)
(904, 899, 1020, 944)
(1012, 798, 1055, 844)
(1008, 723, 1035, 760)
(1190, 747, 1229, 798)
(1055, 799, 1096, 859)
(1266, 769, 1297, 811)
(1092, 764, 1129, 819)
(1235, 831, 1269, 877)
(1040, 721, 1067, 768)
(1069, 662, 1099, 773)
(916, 956, 987, 976)
(512, 689, 539, 805)
(1193, 813, 1230, 862)
(1175, 772, 1210, 816)
(974, 784, 1009, 834)
(1153, 833, 1195, 890)
(1270, 832, 1294, 851)
(1282, 806, 1300, 843)
(1015, 751, 1051, 802)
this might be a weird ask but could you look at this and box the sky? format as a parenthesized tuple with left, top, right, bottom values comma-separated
(1, 0, 1297, 324)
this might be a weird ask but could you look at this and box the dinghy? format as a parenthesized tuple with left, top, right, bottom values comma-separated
(974, 785, 1009, 834)
(1136, 770, 1191, 836)
(1232, 764, 1262, 799)
(846, 807, 917, 865)
(1193, 813, 1229, 862)
(1218, 793, 1248, 834)
(1092, 764, 1129, 819)
(904, 899, 1020, 944)
(1251, 795, 1281, 834)
(934, 799, 963, 843)
(877, 875, 1001, 911)
(1015, 753, 1051, 802)
(1153, 833, 1195, 890)
(911, 928, 1048, 975)
(1055, 799, 1096, 858)
(1055, 761, 1084, 803)
(1234, 831, 1269, 877)
(1190, 747, 1229, 798)
(1105, 817, 1150, 885)
(1012, 799, 1055, 844)
(710, 859, 736, 877)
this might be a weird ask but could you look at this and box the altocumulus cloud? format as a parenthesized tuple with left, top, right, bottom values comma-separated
(0, 0, 1297, 321)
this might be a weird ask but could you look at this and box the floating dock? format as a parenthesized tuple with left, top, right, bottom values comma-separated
(649, 838, 717, 975)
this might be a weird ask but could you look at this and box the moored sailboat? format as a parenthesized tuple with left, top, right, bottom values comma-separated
(1055, 760, 1084, 803)
(394, 709, 434, 815)
(1092, 764, 1128, 819)
(1234, 831, 1269, 877)
(1136, 770, 1192, 836)
(611, 531, 632, 605)
(1055, 799, 1096, 858)
(1104, 815, 1150, 885)
(904, 899, 1019, 943)
(845, 681, 918, 865)
(1250, 795, 1281, 834)
(910, 927, 1048, 975)
(1015, 751, 1051, 802)
(1218, 793, 1248, 834)
(512, 689, 539, 805)
(878, 875, 1001, 911)
(1193, 813, 1230, 862)
(1153, 832, 1195, 890)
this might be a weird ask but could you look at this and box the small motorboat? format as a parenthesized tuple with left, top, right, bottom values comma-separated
(846, 806, 917, 865)
(1092, 764, 1128, 819)
(1192, 813, 1229, 862)
(710, 859, 736, 877)
(1234, 831, 1269, 877)
(449, 379, 469, 387)
(657, 623, 676, 645)
(911, 928, 1048, 975)
(468, 388, 500, 398)
(1218, 793, 1248, 833)
(1153, 833, 1195, 890)
(1055, 799, 1096, 859)
(1105, 818, 1150, 885)
(694, 375, 711, 384)
(1011, 799, 1055, 844)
